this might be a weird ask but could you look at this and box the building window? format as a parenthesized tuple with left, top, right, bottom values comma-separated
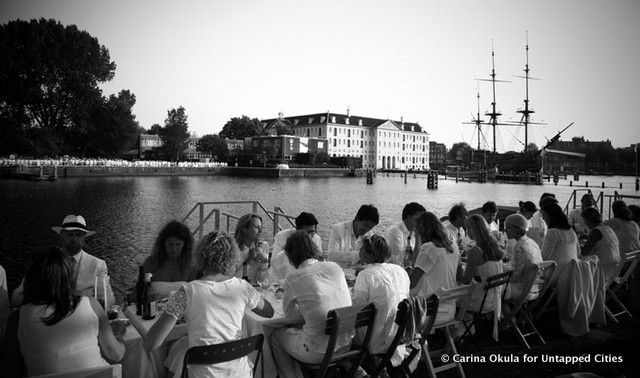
(348, 129, 351, 138)
(307, 129, 310, 137)
(334, 128, 337, 137)
(319, 128, 322, 137)
(333, 139, 337, 147)
(347, 140, 351, 147)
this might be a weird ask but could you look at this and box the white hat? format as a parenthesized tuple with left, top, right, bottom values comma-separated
(52, 215, 96, 236)
(505, 213, 529, 232)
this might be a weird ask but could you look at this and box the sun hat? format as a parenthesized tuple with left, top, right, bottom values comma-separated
(51, 215, 96, 236)
(505, 213, 529, 232)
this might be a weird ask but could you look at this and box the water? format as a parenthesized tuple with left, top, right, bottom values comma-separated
(1, 174, 638, 300)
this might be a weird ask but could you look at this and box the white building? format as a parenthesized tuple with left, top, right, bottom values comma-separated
(261, 112, 430, 170)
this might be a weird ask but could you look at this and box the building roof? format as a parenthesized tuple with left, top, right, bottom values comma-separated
(261, 112, 427, 134)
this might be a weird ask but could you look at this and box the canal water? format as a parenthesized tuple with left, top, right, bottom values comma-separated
(1, 174, 638, 300)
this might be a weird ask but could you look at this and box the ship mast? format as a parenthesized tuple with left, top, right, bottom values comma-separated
(475, 41, 510, 153)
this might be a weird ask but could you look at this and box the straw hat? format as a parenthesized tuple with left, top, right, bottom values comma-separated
(51, 215, 96, 237)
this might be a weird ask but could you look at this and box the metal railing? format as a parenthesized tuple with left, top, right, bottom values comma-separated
(563, 189, 603, 214)
(181, 201, 296, 242)
(565, 189, 640, 219)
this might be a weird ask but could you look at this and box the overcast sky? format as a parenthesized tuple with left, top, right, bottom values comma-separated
(2, 0, 639, 151)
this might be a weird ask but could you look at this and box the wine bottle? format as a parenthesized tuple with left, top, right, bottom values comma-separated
(142, 272, 156, 320)
(135, 265, 144, 316)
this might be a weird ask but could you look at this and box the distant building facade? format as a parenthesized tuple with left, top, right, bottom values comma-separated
(138, 134, 211, 160)
(261, 112, 430, 170)
(248, 135, 328, 159)
(429, 142, 447, 170)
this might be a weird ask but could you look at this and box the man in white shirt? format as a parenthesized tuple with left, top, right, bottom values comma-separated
(482, 201, 499, 233)
(568, 193, 595, 238)
(328, 204, 379, 257)
(384, 202, 426, 265)
(11, 215, 115, 307)
(270, 212, 323, 280)
(442, 203, 470, 251)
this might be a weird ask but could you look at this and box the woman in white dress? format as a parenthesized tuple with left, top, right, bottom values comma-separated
(540, 202, 579, 281)
(145, 231, 274, 378)
(409, 211, 460, 324)
(581, 208, 621, 283)
(459, 214, 504, 313)
(234, 214, 270, 283)
(603, 200, 640, 261)
(9, 248, 124, 376)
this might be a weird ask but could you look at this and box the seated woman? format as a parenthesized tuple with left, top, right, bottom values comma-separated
(8, 248, 124, 376)
(409, 211, 460, 324)
(234, 213, 270, 283)
(540, 201, 579, 281)
(271, 231, 352, 378)
(144, 231, 273, 378)
(352, 235, 410, 360)
(459, 214, 504, 312)
(603, 200, 640, 261)
(143, 220, 199, 298)
(504, 214, 543, 301)
(581, 207, 621, 283)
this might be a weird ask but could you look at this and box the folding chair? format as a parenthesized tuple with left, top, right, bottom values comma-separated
(423, 284, 475, 378)
(531, 260, 562, 322)
(502, 264, 543, 349)
(459, 270, 512, 349)
(368, 294, 439, 378)
(297, 302, 377, 378)
(605, 250, 640, 323)
(181, 334, 264, 378)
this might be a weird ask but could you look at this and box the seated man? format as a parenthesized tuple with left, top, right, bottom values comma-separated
(12, 215, 115, 307)
(327, 204, 379, 258)
(384, 202, 425, 265)
(270, 212, 323, 280)
(442, 203, 470, 251)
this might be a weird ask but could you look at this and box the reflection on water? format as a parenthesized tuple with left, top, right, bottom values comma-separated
(1, 174, 638, 300)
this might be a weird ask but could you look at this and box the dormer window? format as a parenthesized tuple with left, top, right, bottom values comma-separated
(294, 119, 299, 125)
(358, 119, 363, 126)
(308, 118, 313, 124)
(345, 117, 350, 125)
(411, 126, 415, 131)
(331, 116, 336, 123)
(320, 116, 326, 123)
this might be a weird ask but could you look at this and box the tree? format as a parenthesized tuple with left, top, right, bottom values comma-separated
(147, 124, 163, 135)
(526, 143, 539, 153)
(197, 134, 229, 161)
(0, 18, 116, 155)
(219, 116, 263, 139)
(159, 107, 190, 161)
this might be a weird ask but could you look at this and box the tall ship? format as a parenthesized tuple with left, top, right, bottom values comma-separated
(455, 35, 583, 184)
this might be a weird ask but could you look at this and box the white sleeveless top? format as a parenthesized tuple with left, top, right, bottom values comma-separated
(18, 296, 108, 376)
(591, 225, 621, 283)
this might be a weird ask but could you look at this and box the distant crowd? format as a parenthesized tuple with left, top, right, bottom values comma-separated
(0, 158, 226, 168)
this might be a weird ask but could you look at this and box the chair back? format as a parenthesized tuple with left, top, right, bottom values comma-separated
(181, 334, 264, 378)
(438, 283, 476, 323)
(527, 261, 557, 311)
(617, 250, 640, 286)
(477, 270, 512, 315)
(315, 302, 376, 378)
(507, 264, 541, 314)
(29, 364, 122, 378)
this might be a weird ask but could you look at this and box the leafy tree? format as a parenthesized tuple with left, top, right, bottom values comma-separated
(0, 18, 115, 152)
(448, 142, 472, 161)
(159, 106, 189, 161)
(526, 143, 539, 153)
(219, 116, 263, 139)
(197, 134, 229, 161)
(147, 124, 163, 135)
(274, 122, 294, 136)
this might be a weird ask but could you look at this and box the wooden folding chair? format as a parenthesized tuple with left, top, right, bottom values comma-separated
(502, 264, 543, 349)
(423, 284, 475, 378)
(368, 294, 439, 378)
(459, 270, 512, 349)
(605, 250, 640, 323)
(296, 302, 376, 378)
(508, 261, 557, 348)
(181, 334, 264, 378)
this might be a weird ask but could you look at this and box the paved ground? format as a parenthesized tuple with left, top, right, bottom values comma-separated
(414, 304, 640, 378)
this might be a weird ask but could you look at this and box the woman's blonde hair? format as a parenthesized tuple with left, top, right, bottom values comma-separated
(197, 231, 240, 276)
(466, 214, 502, 261)
(415, 211, 455, 253)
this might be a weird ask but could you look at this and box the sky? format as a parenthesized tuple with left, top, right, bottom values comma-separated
(1, 0, 639, 151)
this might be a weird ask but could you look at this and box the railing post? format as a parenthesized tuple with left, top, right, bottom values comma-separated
(226, 215, 231, 234)
(214, 209, 220, 232)
(199, 203, 204, 240)
(273, 212, 279, 237)
(253, 202, 258, 215)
